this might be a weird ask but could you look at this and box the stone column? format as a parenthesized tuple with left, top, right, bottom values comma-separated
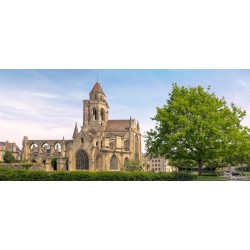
(45, 158, 52, 172)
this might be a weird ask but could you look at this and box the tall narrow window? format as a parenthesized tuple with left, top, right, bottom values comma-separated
(101, 109, 105, 121)
(124, 140, 130, 151)
(93, 108, 97, 120)
(110, 155, 118, 170)
(110, 142, 115, 149)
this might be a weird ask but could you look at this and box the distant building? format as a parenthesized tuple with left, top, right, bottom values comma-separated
(146, 156, 178, 172)
(0, 141, 21, 162)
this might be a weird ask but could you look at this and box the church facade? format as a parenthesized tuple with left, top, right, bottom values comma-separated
(21, 82, 142, 171)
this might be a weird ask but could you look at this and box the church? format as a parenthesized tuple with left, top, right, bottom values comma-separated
(21, 81, 142, 171)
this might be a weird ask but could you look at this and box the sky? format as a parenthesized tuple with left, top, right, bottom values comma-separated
(1, 69, 250, 152)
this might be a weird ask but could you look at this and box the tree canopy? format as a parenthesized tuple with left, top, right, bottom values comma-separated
(145, 83, 249, 176)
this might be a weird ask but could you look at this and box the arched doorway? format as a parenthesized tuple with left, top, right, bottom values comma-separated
(51, 158, 57, 171)
(76, 150, 89, 170)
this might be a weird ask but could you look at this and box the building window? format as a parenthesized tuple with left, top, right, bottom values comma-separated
(101, 109, 105, 121)
(42, 143, 50, 153)
(110, 142, 115, 149)
(30, 143, 39, 153)
(81, 138, 84, 144)
(124, 140, 129, 151)
(110, 155, 118, 170)
(93, 108, 97, 120)
(76, 150, 89, 170)
(55, 143, 62, 153)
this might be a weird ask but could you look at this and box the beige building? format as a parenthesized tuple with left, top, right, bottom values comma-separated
(22, 82, 142, 171)
(146, 156, 178, 172)
(0, 141, 21, 162)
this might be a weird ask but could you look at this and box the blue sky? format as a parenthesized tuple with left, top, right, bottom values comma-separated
(1, 69, 250, 152)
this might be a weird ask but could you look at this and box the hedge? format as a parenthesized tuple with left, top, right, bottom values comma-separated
(0, 168, 197, 181)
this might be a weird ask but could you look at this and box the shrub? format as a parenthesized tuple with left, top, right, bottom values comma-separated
(0, 169, 197, 181)
(124, 159, 145, 172)
(22, 164, 33, 170)
(3, 151, 15, 163)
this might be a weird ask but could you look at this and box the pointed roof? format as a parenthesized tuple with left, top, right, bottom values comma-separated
(90, 81, 106, 96)
(137, 120, 140, 130)
(73, 123, 79, 139)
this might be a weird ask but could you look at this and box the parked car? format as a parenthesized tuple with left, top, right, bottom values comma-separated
(232, 172, 241, 177)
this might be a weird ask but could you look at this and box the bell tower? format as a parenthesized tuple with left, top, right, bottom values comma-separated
(83, 81, 109, 131)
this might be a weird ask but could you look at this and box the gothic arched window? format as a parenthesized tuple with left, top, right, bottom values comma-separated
(42, 143, 51, 154)
(76, 150, 89, 170)
(110, 155, 118, 170)
(54, 143, 62, 153)
(30, 143, 38, 153)
(93, 108, 97, 121)
(101, 109, 105, 121)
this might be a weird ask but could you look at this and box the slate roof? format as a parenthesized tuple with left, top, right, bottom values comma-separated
(105, 120, 130, 132)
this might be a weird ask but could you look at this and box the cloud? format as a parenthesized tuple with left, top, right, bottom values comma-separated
(236, 79, 250, 87)
(2, 69, 250, 154)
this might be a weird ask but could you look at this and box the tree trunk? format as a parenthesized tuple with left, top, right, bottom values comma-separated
(198, 159, 203, 176)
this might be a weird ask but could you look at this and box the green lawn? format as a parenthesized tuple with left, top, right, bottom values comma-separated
(196, 175, 230, 181)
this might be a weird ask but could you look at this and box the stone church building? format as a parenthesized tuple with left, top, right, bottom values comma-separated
(22, 82, 142, 171)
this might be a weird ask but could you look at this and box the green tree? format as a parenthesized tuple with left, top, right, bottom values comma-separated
(146, 83, 248, 176)
(169, 159, 197, 172)
(124, 159, 145, 172)
(3, 151, 15, 163)
(231, 129, 250, 172)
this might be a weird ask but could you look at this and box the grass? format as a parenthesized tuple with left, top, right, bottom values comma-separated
(196, 175, 230, 181)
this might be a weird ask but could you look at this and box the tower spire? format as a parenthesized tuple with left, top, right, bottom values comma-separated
(73, 122, 79, 139)
(97, 72, 98, 82)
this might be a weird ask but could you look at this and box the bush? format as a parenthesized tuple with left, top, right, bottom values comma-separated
(0, 169, 197, 181)
(3, 151, 15, 163)
(22, 164, 33, 170)
(124, 159, 145, 172)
